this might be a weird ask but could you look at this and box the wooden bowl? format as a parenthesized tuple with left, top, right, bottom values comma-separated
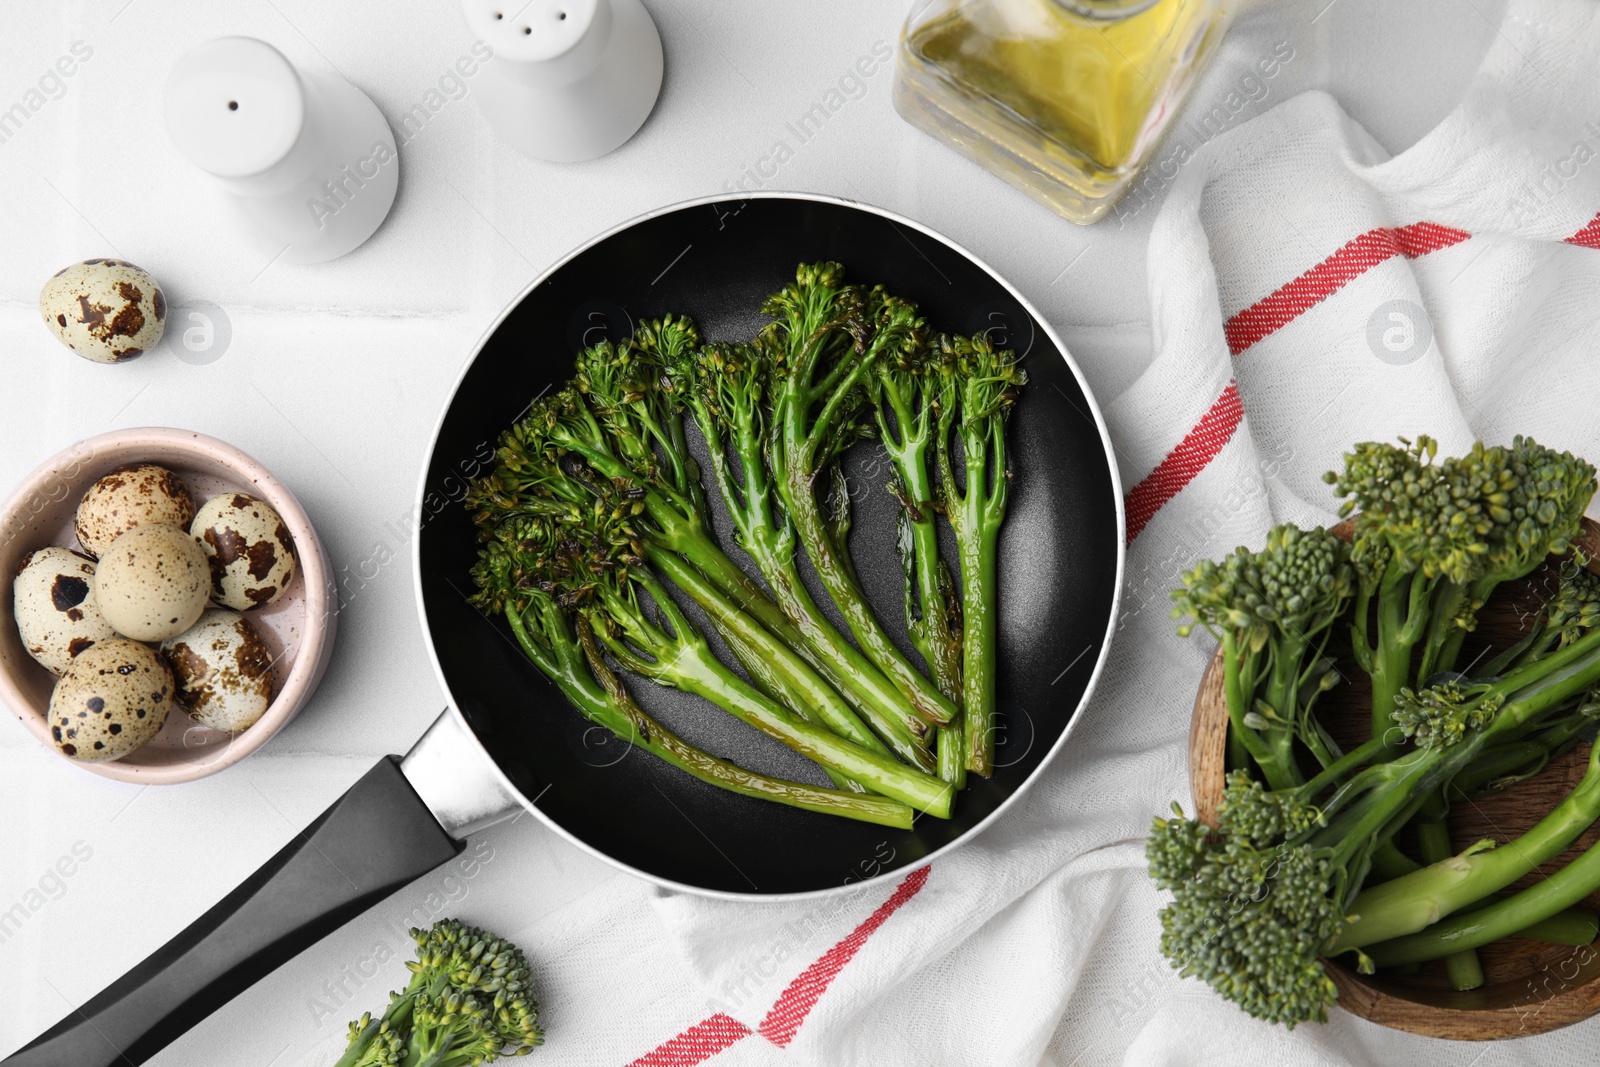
(1189, 516, 1600, 1039)
(0, 428, 336, 783)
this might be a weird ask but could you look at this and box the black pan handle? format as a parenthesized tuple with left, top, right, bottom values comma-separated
(3, 756, 465, 1067)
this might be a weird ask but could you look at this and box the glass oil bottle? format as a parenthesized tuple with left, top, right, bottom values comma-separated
(895, 0, 1232, 223)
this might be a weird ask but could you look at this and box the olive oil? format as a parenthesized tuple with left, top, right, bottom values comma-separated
(895, 0, 1229, 223)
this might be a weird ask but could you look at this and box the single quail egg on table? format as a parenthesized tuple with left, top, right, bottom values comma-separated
(13, 546, 118, 674)
(75, 463, 196, 558)
(94, 525, 212, 642)
(191, 494, 297, 610)
(39, 259, 167, 364)
(47, 637, 173, 762)
(161, 608, 274, 731)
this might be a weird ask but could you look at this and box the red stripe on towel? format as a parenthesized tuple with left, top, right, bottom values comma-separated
(1125, 382, 1245, 542)
(628, 866, 932, 1064)
(1566, 211, 1600, 249)
(1224, 222, 1470, 355)
(627, 1013, 752, 1067)
(758, 866, 931, 1047)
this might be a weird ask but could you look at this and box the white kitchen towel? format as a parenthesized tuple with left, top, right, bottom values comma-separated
(622, 1, 1600, 1065)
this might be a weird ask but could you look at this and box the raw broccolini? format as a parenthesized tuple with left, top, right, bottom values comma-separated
(1324, 435, 1595, 741)
(333, 919, 541, 1067)
(1149, 617, 1600, 1027)
(1170, 523, 1354, 791)
(1151, 434, 1600, 1025)
(1325, 434, 1595, 988)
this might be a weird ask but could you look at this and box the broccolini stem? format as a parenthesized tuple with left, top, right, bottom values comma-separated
(878, 381, 964, 711)
(761, 269, 961, 732)
(757, 551, 937, 768)
(1435, 573, 1503, 679)
(1300, 734, 1392, 797)
(633, 431, 935, 760)
(1298, 704, 1342, 771)
(878, 371, 964, 788)
(1416, 578, 1471, 685)
(960, 521, 1001, 775)
(1330, 743, 1600, 953)
(936, 723, 967, 788)
(1359, 827, 1600, 949)
(1260, 633, 1310, 788)
(682, 353, 936, 764)
(331, 938, 469, 1067)
(1452, 740, 1549, 798)
(332, 996, 420, 1067)
(1369, 565, 1425, 747)
(1413, 816, 1486, 990)
(710, 607, 870, 794)
(902, 467, 967, 787)
(503, 603, 914, 829)
(620, 630, 953, 817)
(1215, 628, 1310, 791)
(646, 546, 895, 763)
(1226, 728, 1252, 781)
(1519, 908, 1600, 946)
(938, 381, 1017, 777)
(1220, 632, 1291, 788)
(1363, 815, 1600, 967)
(591, 572, 953, 817)
(780, 466, 959, 729)
(895, 491, 965, 781)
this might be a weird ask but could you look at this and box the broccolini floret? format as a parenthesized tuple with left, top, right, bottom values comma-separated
(1324, 435, 1595, 740)
(1171, 524, 1354, 789)
(333, 919, 541, 1067)
(1147, 773, 1340, 1027)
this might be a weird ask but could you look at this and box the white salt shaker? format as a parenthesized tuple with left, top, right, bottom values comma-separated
(462, 0, 663, 162)
(164, 37, 399, 265)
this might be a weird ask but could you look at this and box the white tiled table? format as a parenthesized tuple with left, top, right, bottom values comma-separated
(0, 2, 1506, 1063)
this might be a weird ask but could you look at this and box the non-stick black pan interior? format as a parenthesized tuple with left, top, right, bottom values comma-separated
(419, 196, 1120, 895)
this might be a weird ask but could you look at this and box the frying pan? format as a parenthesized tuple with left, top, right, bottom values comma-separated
(4, 193, 1124, 1066)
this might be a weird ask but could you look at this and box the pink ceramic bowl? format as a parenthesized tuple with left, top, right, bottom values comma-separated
(0, 428, 335, 783)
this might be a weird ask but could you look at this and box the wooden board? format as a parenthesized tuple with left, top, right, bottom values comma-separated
(1188, 516, 1600, 1039)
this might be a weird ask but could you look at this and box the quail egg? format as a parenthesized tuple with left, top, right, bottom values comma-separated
(75, 463, 196, 558)
(47, 637, 173, 762)
(191, 494, 297, 610)
(39, 259, 167, 364)
(13, 546, 118, 675)
(94, 525, 212, 642)
(161, 608, 274, 731)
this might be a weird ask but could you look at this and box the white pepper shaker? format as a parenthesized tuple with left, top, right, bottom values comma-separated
(164, 37, 400, 265)
(462, 0, 663, 162)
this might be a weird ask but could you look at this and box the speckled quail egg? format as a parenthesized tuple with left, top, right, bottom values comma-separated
(47, 637, 173, 761)
(160, 608, 274, 731)
(94, 525, 212, 642)
(190, 494, 297, 610)
(75, 463, 196, 558)
(12, 546, 118, 675)
(39, 259, 167, 364)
